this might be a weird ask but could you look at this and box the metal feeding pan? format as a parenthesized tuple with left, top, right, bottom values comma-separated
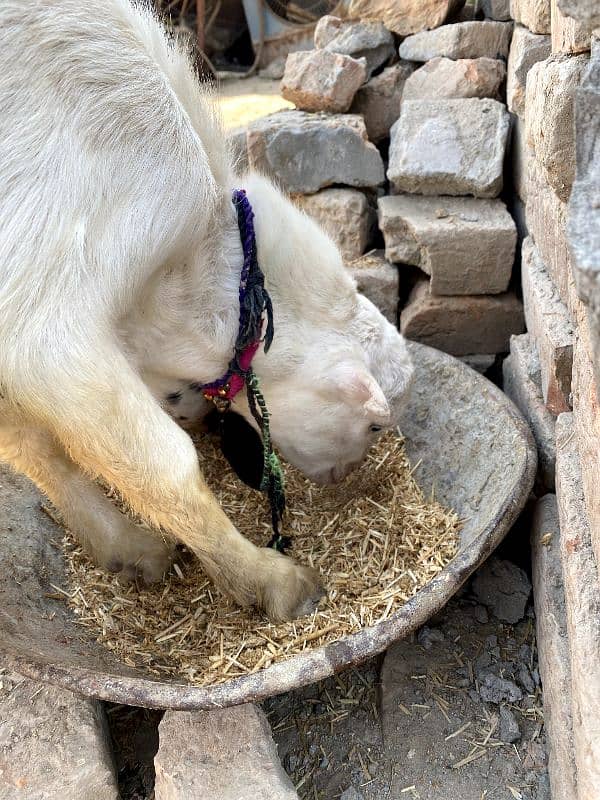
(0, 343, 536, 710)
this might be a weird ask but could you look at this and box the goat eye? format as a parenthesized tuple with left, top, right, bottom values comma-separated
(370, 425, 382, 433)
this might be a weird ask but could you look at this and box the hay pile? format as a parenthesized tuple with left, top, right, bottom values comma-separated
(60, 431, 460, 687)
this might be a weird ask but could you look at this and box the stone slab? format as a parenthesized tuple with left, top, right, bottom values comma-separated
(521, 236, 575, 414)
(402, 57, 506, 101)
(314, 16, 394, 78)
(294, 188, 376, 260)
(511, 0, 551, 32)
(0, 670, 119, 800)
(399, 21, 513, 61)
(510, 114, 531, 202)
(530, 494, 578, 800)
(571, 313, 600, 571)
(527, 155, 583, 321)
(246, 111, 385, 194)
(346, 250, 400, 324)
(476, 0, 512, 19)
(388, 98, 510, 198)
(568, 40, 600, 394)
(557, 0, 600, 29)
(555, 413, 600, 800)
(551, 0, 592, 52)
(400, 280, 524, 355)
(507, 24, 552, 117)
(503, 333, 556, 489)
(281, 50, 367, 113)
(154, 704, 298, 800)
(525, 53, 589, 201)
(346, 0, 465, 36)
(378, 194, 516, 295)
(351, 63, 415, 142)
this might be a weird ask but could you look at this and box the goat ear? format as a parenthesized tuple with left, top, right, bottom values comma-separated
(333, 364, 390, 422)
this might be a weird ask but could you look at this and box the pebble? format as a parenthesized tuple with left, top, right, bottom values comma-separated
(478, 673, 523, 703)
(498, 706, 522, 743)
(518, 664, 536, 694)
(472, 557, 532, 623)
(474, 604, 489, 623)
(340, 787, 365, 800)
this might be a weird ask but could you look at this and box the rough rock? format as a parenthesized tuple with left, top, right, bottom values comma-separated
(246, 111, 385, 194)
(521, 237, 575, 414)
(531, 494, 578, 800)
(339, 787, 364, 800)
(378, 194, 516, 295)
(479, 673, 524, 703)
(525, 53, 589, 201)
(154, 704, 298, 800)
(571, 315, 600, 568)
(510, 0, 552, 32)
(400, 281, 524, 355)
(551, 0, 592, 52)
(351, 63, 415, 142)
(402, 57, 506, 101)
(527, 156, 582, 319)
(0, 672, 119, 800)
(568, 42, 600, 392)
(314, 16, 394, 78)
(476, 0, 512, 19)
(555, 413, 600, 800)
(346, 0, 465, 37)
(417, 626, 446, 650)
(507, 25, 552, 117)
(472, 557, 532, 623)
(388, 98, 510, 197)
(346, 250, 400, 324)
(281, 50, 367, 113)
(294, 188, 375, 260)
(557, 0, 600, 29)
(503, 334, 557, 489)
(511, 115, 532, 202)
(499, 707, 522, 742)
(398, 21, 512, 61)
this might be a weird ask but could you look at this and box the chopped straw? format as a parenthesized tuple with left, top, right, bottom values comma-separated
(60, 431, 460, 686)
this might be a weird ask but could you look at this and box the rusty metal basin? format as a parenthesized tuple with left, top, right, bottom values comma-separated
(0, 343, 536, 710)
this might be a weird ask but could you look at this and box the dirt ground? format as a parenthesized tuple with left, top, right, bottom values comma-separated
(216, 76, 292, 130)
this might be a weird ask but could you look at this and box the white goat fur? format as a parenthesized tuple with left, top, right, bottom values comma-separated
(0, 0, 414, 620)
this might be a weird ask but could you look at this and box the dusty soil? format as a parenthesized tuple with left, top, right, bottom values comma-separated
(216, 76, 292, 129)
(265, 594, 548, 800)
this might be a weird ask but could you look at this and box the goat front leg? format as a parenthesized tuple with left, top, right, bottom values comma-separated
(28, 347, 324, 621)
(0, 425, 175, 583)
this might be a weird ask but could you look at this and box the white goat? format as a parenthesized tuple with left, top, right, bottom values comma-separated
(0, 0, 414, 621)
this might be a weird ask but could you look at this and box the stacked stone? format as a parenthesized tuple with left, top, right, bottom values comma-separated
(500, 1, 600, 798)
(380, 17, 524, 367)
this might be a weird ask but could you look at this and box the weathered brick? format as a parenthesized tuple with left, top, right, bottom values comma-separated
(551, 0, 592, 52)
(555, 413, 600, 800)
(294, 188, 375, 260)
(571, 313, 600, 570)
(399, 21, 513, 61)
(0, 672, 119, 800)
(400, 280, 524, 355)
(526, 53, 589, 202)
(511, 0, 551, 32)
(521, 237, 575, 414)
(246, 111, 385, 194)
(402, 57, 506, 101)
(530, 494, 578, 800)
(526, 156, 584, 321)
(503, 334, 556, 489)
(507, 25, 552, 117)
(281, 50, 367, 113)
(155, 704, 298, 800)
(351, 63, 415, 142)
(378, 194, 516, 295)
(388, 98, 510, 198)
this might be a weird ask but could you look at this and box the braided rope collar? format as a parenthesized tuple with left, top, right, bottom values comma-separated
(195, 189, 288, 552)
